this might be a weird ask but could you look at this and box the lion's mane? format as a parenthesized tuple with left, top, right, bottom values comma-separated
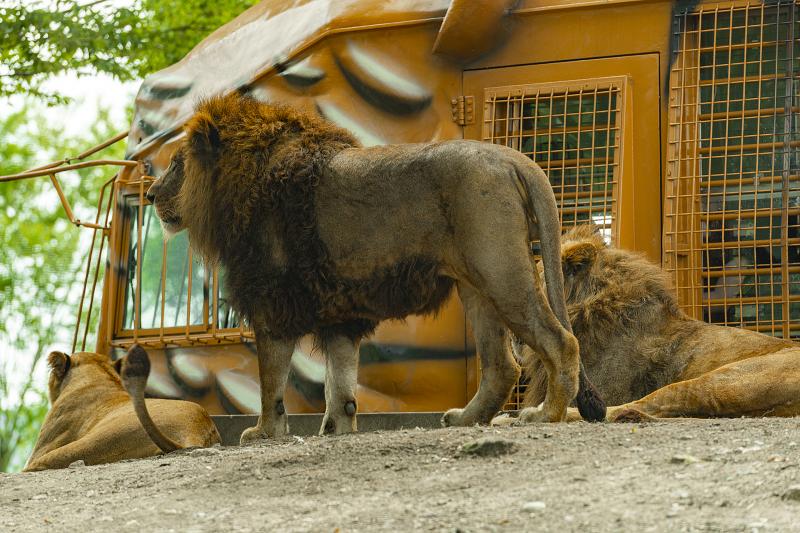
(523, 225, 699, 406)
(177, 93, 453, 339)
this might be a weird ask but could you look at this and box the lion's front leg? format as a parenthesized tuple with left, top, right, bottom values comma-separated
(319, 334, 359, 435)
(240, 322, 296, 445)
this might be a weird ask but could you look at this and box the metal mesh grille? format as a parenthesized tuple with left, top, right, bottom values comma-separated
(482, 79, 626, 409)
(665, 1, 800, 338)
(113, 181, 249, 349)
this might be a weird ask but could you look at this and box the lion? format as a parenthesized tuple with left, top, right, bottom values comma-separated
(501, 224, 800, 423)
(24, 345, 220, 471)
(145, 92, 605, 443)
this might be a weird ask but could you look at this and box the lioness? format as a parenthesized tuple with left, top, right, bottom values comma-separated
(504, 224, 800, 423)
(146, 92, 604, 442)
(24, 345, 220, 471)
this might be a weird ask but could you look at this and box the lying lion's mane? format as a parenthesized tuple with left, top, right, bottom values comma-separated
(178, 93, 453, 339)
(524, 225, 701, 406)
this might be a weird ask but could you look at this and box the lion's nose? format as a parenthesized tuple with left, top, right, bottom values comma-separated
(145, 187, 156, 204)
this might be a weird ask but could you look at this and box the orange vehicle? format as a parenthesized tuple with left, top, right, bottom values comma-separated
(3, 0, 798, 420)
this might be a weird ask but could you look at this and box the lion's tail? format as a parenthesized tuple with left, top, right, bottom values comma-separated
(514, 161, 607, 423)
(121, 345, 182, 453)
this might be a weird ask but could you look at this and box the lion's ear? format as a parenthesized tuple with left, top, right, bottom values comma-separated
(563, 241, 598, 276)
(47, 351, 71, 377)
(563, 223, 601, 242)
(185, 110, 221, 165)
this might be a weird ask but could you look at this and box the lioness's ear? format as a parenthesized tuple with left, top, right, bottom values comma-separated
(112, 356, 124, 375)
(563, 242, 598, 276)
(185, 110, 221, 165)
(47, 351, 71, 377)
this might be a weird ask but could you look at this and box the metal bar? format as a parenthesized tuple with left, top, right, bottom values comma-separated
(159, 238, 167, 343)
(0, 159, 137, 182)
(701, 236, 800, 251)
(47, 173, 109, 231)
(82, 175, 116, 351)
(697, 71, 783, 87)
(704, 293, 800, 306)
(700, 207, 800, 221)
(71, 173, 115, 352)
(135, 179, 144, 342)
(780, 0, 796, 338)
(698, 106, 799, 121)
(698, 140, 800, 155)
(702, 265, 800, 278)
(186, 247, 193, 340)
(22, 131, 129, 174)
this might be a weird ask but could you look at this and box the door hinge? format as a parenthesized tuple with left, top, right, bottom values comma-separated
(451, 95, 474, 126)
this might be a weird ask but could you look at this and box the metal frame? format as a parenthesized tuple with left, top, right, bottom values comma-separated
(665, 0, 800, 338)
(480, 77, 629, 408)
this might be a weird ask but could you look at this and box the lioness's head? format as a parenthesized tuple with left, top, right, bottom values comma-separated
(146, 146, 186, 235)
(46, 351, 124, 404)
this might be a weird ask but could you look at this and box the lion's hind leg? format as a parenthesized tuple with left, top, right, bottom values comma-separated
(442, 282, 520, 427)
(489, 271, 579, 424)
(618, 348, 800, 418)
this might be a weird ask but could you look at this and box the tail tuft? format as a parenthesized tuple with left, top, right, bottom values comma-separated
(576, 369, 607, 422)
(122, 344, 150, 382)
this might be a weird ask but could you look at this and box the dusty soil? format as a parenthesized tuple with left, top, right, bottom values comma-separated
(2, 418, 799, 532)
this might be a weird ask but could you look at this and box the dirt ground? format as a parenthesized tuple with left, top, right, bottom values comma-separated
(2, 418, 799, 532)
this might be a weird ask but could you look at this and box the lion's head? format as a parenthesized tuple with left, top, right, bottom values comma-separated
(146, 92, 357, 265)
(556, 224, 679, 314)
(147, 145, 186, 235)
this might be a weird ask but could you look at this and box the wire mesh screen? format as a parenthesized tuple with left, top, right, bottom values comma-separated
(115, 193, 247, 349)
(665, 1, 800, 338)
(482, 79, 626, 409)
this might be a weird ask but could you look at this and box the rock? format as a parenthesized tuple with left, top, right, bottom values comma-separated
(522, 501, 546, 513)
(670, 454, 700, 464)
(69, 460, 86, 468)
(782, 485, 800, 502)
(459, 437, 516, 457)
(187, 447, 221, 457)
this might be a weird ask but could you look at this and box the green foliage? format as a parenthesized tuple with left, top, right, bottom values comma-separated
(132, 0, 260, 77)
(0, 101, 126, 472)
(0, 0, 257, 473)
(1, 0, 258, 103)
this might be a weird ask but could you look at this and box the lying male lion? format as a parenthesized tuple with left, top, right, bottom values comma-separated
(24, 346, 220, 471)
(146, 92, 605, 442)
(503, 224, 800, 423)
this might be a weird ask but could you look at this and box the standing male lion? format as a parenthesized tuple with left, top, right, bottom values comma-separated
(506, 225, 800, 423)
(147, 93, 605, 441)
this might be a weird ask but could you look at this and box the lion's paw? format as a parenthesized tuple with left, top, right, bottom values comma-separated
(610, 408, 655, 423)
(319, 413, 357, 436)
(517, 405, 549, 424)
(441, 408, 468, 427)
(239, 426, 269, 446)
(239, 418, 289, 445)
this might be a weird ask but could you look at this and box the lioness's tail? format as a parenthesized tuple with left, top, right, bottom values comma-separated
(514, 161, 607, 422)
(121, 345, 182, 453)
